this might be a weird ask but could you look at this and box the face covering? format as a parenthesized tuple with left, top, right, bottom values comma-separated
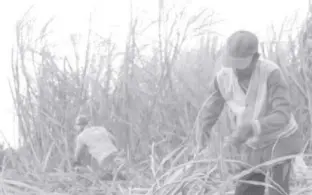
(234, 53, 258, 81)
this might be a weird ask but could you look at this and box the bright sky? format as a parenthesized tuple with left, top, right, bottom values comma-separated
(0, 0, 308, 149)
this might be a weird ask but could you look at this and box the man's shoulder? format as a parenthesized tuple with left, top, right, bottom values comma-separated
(258, 58, 280, 72)
(80, 126, 111, 137)
(258, 58, 289, 87)
(76, 126, 110, 144)
(215, 67, 233, 79)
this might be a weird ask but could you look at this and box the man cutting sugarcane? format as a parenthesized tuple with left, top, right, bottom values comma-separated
(72, 114, 126, 180)
(196, 30, 303, 195)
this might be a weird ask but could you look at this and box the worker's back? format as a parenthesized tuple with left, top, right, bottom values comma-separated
(76, 126, 118, 165)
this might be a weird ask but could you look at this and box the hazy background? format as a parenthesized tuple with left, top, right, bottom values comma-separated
(0, 0, 308, 149)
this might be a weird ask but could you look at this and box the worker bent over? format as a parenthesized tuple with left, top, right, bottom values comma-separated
(72, 115, 126, 180)
(196, 30, 303, 195)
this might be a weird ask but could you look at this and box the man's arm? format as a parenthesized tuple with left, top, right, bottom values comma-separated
(252, 69, 292, 136)
(73, 136, 87, 164)
(196, 77, 225, 148)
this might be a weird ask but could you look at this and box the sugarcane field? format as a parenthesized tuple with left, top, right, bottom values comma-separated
(1, 0, 312, 194)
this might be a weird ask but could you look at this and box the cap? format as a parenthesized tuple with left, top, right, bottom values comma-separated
(222, 30, 259, 69)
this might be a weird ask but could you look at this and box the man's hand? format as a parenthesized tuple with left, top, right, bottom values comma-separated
(72, 159, 82, 168)
(195, 132, 209, 156)
(226, 122, 255, 147)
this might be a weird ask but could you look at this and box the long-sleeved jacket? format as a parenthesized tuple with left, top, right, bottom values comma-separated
(198, 63, 292, 142)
